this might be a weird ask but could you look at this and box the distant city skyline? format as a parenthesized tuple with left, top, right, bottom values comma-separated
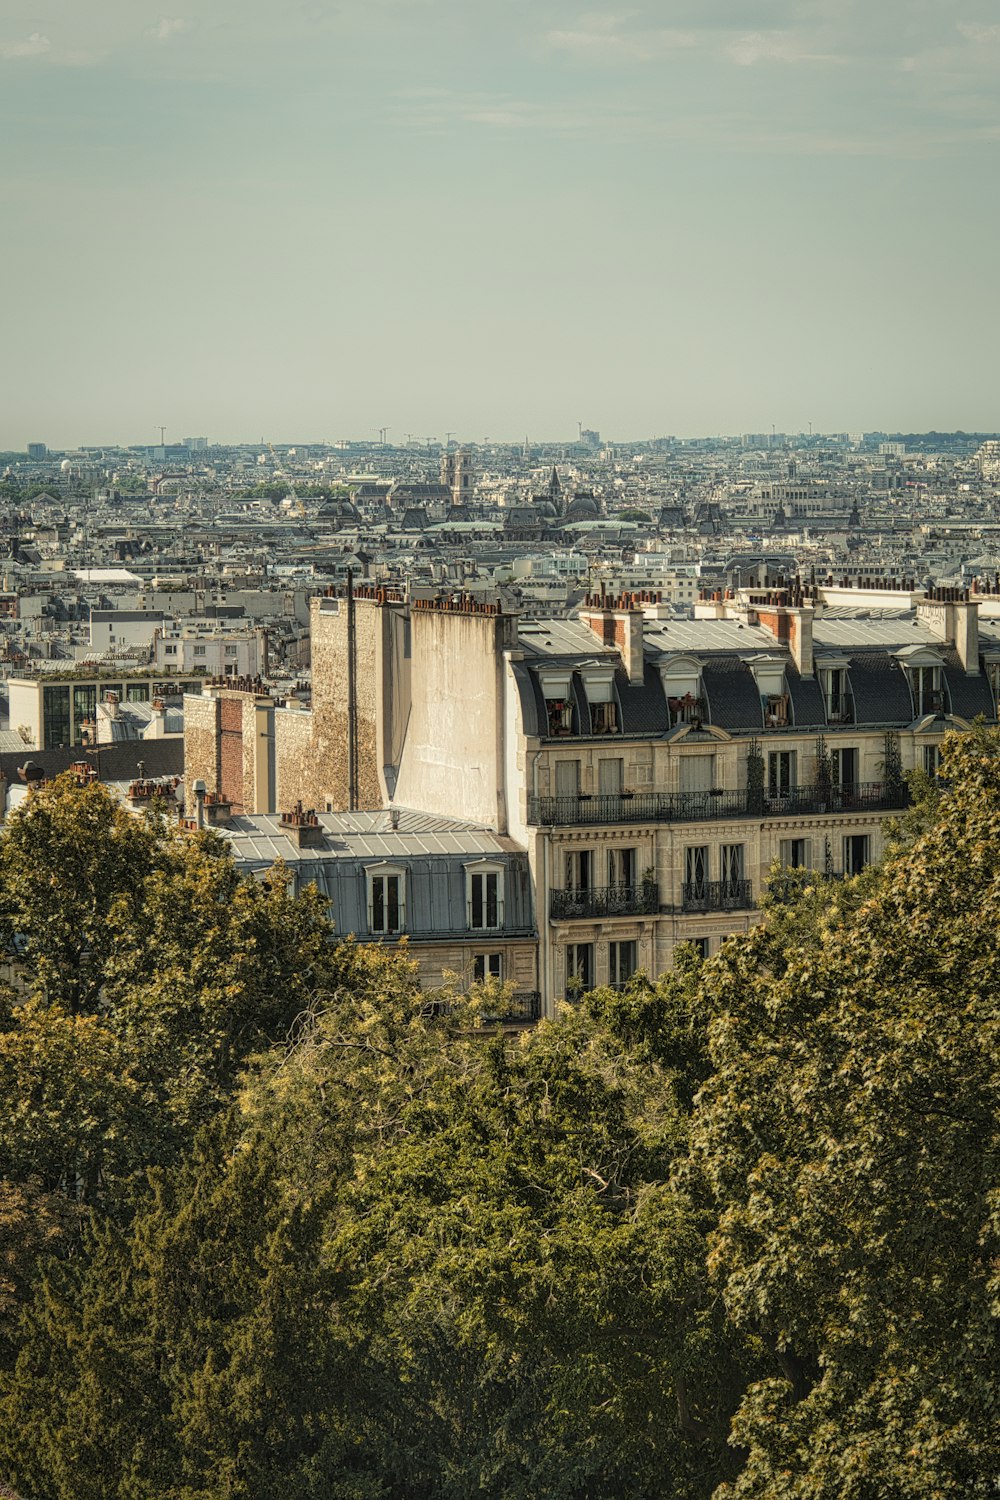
(11, 425, 1000, 456)
(4, 0, 999, 449)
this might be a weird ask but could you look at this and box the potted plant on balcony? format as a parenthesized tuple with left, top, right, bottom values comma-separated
(811, 734, 834, 813)
(746, 738, 765, 816)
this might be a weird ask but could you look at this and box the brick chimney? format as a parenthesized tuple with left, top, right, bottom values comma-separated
(579, 594, 644, 684)
(917, 586, 979, 674)
(279, 802, 325, 849)
(756, 603, 814, 678)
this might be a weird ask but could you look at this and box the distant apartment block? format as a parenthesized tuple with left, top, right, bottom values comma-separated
(9, 669, 208, 750)
(152, 625, 268, 679)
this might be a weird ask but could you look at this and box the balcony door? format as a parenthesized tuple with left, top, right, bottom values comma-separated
(607, 846, 636, 887)
(555, 759, 580, 799)
(768, 750, 795, 798)
(565, 849, 592, 894)
(609, 940, 637, 990)
(843, 834, 870, 876)
(720, 843, 744, 898)
(685, 844, 709, 898)
(680, 755, 715, 793)
(598, 757, 624, 795)
(565, 943, 594, 997)
(831, 747, 858, 794)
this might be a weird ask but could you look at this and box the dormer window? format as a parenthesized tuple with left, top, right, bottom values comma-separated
(465, 861, 505, 931)
(580, 667, 617, 734)
(546, 698, 574, 736)
(661, 657, 704, 728)
(988, 660, 1000, 710)
(821, 666, 854, 724)
(591, 701, 618, 734)
(906, 664, 944, 716)
(752, 659, 788, 728)
(763, 693, 789, 728)
(366, 864, 406, 934)
(539, 671, 575, 737)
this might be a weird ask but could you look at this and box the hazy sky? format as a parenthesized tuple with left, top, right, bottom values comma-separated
(3, 0, 999, 448)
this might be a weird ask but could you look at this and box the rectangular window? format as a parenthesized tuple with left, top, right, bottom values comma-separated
(923, 744, 942, 775)
(690, 936, 710, 960)
(555, 759, 580, 798)
(768, 750, 795, 797)
(763, 693, 789, 727)
(843, 834, 870, 876)
(225, 645, 238, 657)
(72, 684, 97, 744)
(680, 755, 715, 794)
(831, 747, 858, 791)
(609, 940, 637, 989)
(370, 873, 403, 933)
(720, 843, 744, 895)
(42, 684, 71, 748)
(164, 644, 177, 656)
(823, 667, 853, 723)
(469, 871, 500, 929)
(780, 837, 811, 869)
(193, 645, 206, 657)
(685, 845, 709, 897)
(473, 953, 502, 983)
(606, 846, 636, 887)
(546, 698, 574, 735)
(598, 757, 624, 795)
(591, 701, 618, 734)
(565, 942, 594, 998)
(907, 665, 942, 715)
(565, 849, 592, 892)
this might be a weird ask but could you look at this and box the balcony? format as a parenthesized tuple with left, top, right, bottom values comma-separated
(528, 781, 908, 827)
(421, 990, 541, 1024)
(482, 990, 541, 1023)
(549, 882, 659, 921)
(681, 879, 754, 913)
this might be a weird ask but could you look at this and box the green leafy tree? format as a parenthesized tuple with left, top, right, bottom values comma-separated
(694, 728, 1000, 1497)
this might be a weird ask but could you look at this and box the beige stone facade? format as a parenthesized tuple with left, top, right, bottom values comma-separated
(210, 579, 998, 1018)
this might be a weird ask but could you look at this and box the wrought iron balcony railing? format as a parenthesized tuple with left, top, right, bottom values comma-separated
(549, 883, 659, 920)
(528, 781, 908, 827)
(421, 990, 541, 1024)
(681, 879, 754, 913)
(482, 990, 541, 1023)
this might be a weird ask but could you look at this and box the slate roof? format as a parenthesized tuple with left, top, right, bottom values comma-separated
(701, 657, 764, 731)
(846, 652, 915, 724)
(786, 665, 827, 728)
(941, 650, 996, 719)
(510, 660, 543, 738)
(614, 664, 671, 734)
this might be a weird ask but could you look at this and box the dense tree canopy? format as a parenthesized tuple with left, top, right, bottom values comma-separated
(1, 740, 999, 1497)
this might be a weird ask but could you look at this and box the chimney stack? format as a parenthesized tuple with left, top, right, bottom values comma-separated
(579, 594, 644, 684)
(918, 587, 980, 674)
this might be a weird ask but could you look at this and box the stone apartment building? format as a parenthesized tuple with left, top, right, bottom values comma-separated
(184, 578, 1000, 1016)
(204, 806, 539, 1015)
